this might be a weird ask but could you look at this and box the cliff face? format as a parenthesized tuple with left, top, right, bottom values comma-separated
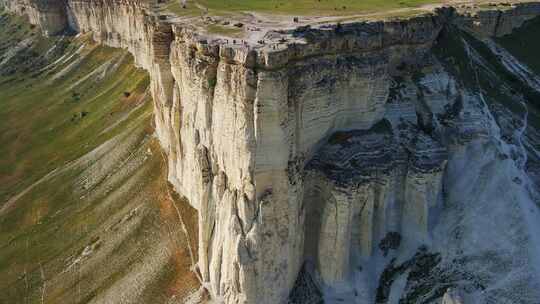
(4, 1, 540, 303)
(2, 0, 67, 34)
(160, 15, 450, 303)
(456, 2, 540, 36)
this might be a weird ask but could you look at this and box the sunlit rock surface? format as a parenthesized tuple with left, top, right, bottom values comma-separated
(3, 0, 540, 303)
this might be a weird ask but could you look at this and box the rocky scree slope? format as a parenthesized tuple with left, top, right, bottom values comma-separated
(3, 0, 540, 303)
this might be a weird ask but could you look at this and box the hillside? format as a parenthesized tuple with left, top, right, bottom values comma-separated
(0, 10, 200, 304)
(2, 0, 540, 304)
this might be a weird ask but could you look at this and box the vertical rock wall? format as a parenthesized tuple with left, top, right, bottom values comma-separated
(3, 0, 67, 34)
(3, 0, 540, 302)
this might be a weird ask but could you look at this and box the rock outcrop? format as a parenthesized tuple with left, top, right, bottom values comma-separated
(3, 0, 540, 303)
(2, 0, 68, 35)
(456, 2, 540, 36)
(442, 288, 468, 304)
(304, 120, 447, 286)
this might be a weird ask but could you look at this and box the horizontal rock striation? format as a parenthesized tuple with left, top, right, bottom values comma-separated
(3, 0, 540, 303)
(456, 2, 540, 36)
(304, 120, 447, 286)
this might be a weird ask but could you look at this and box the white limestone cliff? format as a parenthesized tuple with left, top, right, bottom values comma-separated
(3, 1, 540, 303)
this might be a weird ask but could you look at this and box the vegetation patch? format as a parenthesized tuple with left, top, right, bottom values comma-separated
(0, 11, 200, 303)
(206, 23, 244, 36)
(196, 0, 439, 16)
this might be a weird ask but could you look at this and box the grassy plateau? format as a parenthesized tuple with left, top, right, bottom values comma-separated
(164, 0, 441, 17)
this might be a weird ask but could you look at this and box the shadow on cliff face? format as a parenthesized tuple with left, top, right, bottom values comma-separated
(287, 17, 540, 304)
(435, 16, 540, 193)
(0, 10, 200, 304)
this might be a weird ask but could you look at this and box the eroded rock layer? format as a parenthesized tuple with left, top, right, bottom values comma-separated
(3, 0, 540, 303)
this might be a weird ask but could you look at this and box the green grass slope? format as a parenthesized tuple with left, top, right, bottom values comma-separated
(0, 10, 200, 304)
